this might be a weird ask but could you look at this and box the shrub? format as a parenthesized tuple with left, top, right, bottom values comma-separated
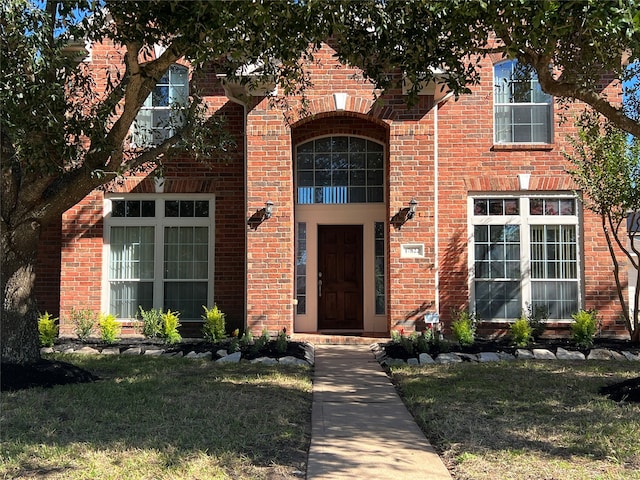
(275, 327, 288, 354)
(239, 330, 254, 347)
(571, 309, 599, 348)
(98, 313, 120, 344)
(510, 316, 533, 347)
(138, 307, 163, 338)
(38, 312, 59, 347)
(71, 308, 96, 341)
(251, 328, 271, 354)
(450, 310, 476, 347)
(161, 310, 182, 344)
(524, 303, 548, 340)
(202, 305, 226, 342)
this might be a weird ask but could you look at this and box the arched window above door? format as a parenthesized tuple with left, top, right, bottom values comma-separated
(296, 136, 384, 204)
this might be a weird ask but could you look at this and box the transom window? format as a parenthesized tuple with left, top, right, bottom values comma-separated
(296, 136, 384, 204)
(471, 195, 580, 320)
(494, 60, 553, 144)
(132, 64, 189, 147)
(105, 196, 214, 321)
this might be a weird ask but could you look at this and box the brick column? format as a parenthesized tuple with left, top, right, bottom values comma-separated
(245, 105, 295, 336)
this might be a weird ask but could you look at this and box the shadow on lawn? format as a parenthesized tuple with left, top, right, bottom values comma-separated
(1, 356, 311, 477)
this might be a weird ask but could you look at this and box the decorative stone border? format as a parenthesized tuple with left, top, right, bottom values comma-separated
(371, 343, 640, 366)
(41, 342, 315, 366)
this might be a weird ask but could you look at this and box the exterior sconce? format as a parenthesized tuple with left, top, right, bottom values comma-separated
(407, 198, 418, 220)
(248, 200, 274, 230)
(264, 200, 273, 219)
(391, 198, 418, 229)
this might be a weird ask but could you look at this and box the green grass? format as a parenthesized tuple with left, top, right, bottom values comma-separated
(391, 361, 640, 480)
(1, 354, 312, 479)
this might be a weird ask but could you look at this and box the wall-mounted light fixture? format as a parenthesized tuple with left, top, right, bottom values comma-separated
(391, 198, 418, 229)
(248, 200, 275, 229)
(264, 200, 273, 219)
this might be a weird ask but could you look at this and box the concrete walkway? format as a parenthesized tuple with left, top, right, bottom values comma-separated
(306, 344, 452, 479)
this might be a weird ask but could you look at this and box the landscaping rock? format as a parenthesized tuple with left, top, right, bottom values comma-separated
(407, 358, 420, 366)
(533, 349, 556, 360)
(122, 347, 142, 355)
(216, 351, 242, 363)
(216, 349, 228, 358)
(74, 346, 100, 355)
(556, 347, 585, 361)
(516, 349, 535, 359)
(610, 351, 627, 361)
(622, 351, 640, 361)
(40, 347, 54, 354)
(497, 352, 516, 361)
(588, 349, 613, 360)
(477, 352, 501, 363)
(279, 356, 309, 366)
(419, 353, 435, 364)
(195, 351, 212, 360)
(101, 347, 120, 355)
(456, 353, 478, 362)
(250, 357, 278, 365)
(143, 348, 164, 356)
(435, 353, 462, 364)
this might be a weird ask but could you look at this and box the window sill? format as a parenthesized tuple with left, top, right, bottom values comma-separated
(491, 143, 554, 152)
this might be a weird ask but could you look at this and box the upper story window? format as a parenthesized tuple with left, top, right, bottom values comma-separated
(296, 136, 384, 204)
(494, 60, 553, 144)
(132, 64, 189, 147)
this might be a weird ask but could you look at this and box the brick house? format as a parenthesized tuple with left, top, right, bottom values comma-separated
(37, 40, 629, 339)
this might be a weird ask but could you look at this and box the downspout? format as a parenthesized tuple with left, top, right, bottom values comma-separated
(433, 92, 453, 320)
(434, 98, 440, 318)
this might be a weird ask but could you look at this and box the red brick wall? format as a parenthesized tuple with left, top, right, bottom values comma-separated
(50, 39, 629, 339)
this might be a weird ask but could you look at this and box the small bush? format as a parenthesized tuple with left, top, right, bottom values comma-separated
(525, 303, 548, 340)
(571, 309, 598, 348)
(239, 330, 254, 347)
(138, 307, 163, 338)
(71, 308, 96, 341)
(202, 305, 226, 342)
(450, 310, 476, 347)
(251, 328, 270, 354)
(275, 327, 288, 354)
(161, 309, 182, 344)
(98, 313, 120, 344)
(38, 312, 59, 347)
(510, 316, 533, 347)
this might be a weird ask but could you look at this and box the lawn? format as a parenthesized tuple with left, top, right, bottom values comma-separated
(0, 354, 312, 480)
(391, 361, 640, 480)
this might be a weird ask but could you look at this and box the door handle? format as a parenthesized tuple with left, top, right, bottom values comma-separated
(318, 271, 322, 298)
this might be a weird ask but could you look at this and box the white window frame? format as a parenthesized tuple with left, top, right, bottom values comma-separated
(468, 194, 582, 322)
(102, 194, 215, 321)
(494, 60, 554, 144)
(131, 64, 189, 147)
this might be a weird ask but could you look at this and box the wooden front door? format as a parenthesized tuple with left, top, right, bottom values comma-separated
(318, 225, 363, 330)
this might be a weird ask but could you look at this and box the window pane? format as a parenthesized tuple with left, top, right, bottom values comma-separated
(163, 281, 207, 320)
(296, 223, 307, 315)
(110, 281, 153, 319)
(165, 200, 179, 217)
(296, 136, 385, 204)
(195, 201, 209, 217)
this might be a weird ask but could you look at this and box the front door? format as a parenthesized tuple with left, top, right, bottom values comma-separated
(318, 225, 363, 330)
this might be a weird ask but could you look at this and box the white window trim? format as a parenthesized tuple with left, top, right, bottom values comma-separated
(468, 193, 582, 322)
(493, 60, 554, 145)
(102, 194, 215, 321)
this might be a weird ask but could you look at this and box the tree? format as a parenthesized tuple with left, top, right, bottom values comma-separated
(1, 0, 507, 365)
(565, 112, 640, 342)
(0, 0, 347, 365)
(331, 1, 640, 137)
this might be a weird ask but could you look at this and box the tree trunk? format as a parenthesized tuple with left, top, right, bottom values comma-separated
(1, 225, 42, 365)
